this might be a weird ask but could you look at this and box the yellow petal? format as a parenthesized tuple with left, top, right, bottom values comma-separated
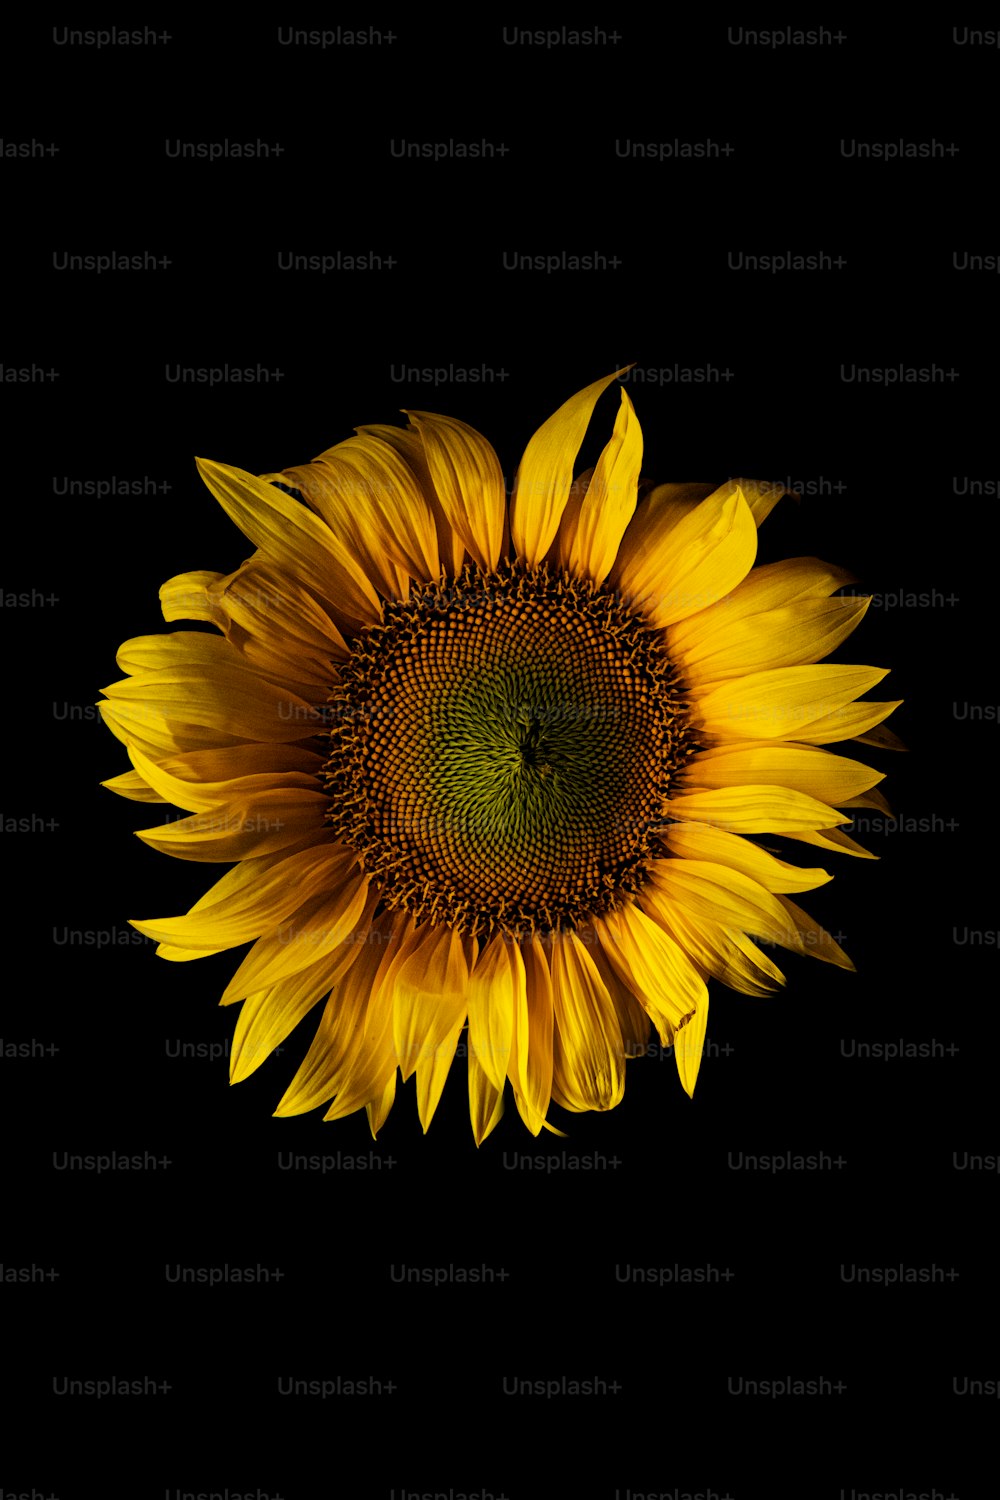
(127, 741, 315, 815)
(649, 859, 852, 969)
(363, 913, 422, 1026)
(595, 905, 704, 1046)
(661, 823, 832, 893)
(230, 938, 363, 1085)
(661, 784, 848, 834)
(273, 914, 394, 1116)
(510, 368, 630, 565)
(783, 826, 877, 860)
(791, 700, 903, 746)
(775, 896, 855, 971)
(390, 923, 469, 1082)
(203, 560, 348, 669)
(102, 769, 167, 803)
(195, 457, 381, 626)
(366, 1073, 397, 1138)
(155, 942, 226, 962)
(685, 743, 884, 806)
(668, 557, 857, 656)
(115, 631, 248, 676)
(158, 570, 226, 625)
(150, 842, 343, 965)
(674, 992, 710, 1098)
(693, 665, 889, 741)
(309, 431, 440, 583)
(99, 699, 245, 758)
(275, 443, 436, 598)
(565, 389, 642, 586)
(177, 744, 326, 778)
(673, 596, 872, 684)
(648, 899, 786, 998)
(404, 410, 505, 572)
(468, 1046, 506, 1147)
(509, 936, 553, 1136)
(553, 466, 594, 571)
(616, 476, 787, 541)
(611, 483, 757, 627)
(728, 477, 791, 527)
(102, 666, 325, 743)
(220, 868, 371, 1002)
(324, 1064, 397, 1123)
(192, 843, 339, 915)
(118, 621, 332, 704)
(628, 482, 716, 534)
(586, 933, 651, 1057)
(466, 933, 516, 1093)
(129, 840, 344, 952)
(599, 483, 710, 584)
(114, 742, 323, 793)
(357, 423, 465, 575)
(299, 927, 404, 1121)
(135, 789, 328, 863)
(549, 930, 625, 1112)
(414, 1009, 467, 1132)
(646, 858, 807, 951)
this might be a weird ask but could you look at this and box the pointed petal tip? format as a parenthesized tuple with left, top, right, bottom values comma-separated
(675, 1056, 698, 1099)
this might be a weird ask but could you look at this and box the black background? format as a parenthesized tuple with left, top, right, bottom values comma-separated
(2, 18, 994, 1500)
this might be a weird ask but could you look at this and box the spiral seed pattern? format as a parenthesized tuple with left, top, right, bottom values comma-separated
(323, 560, 695, 938)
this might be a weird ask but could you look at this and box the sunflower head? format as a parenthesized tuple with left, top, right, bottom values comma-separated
(322, 556, 698, 941)
(101, 369, 900, 1142)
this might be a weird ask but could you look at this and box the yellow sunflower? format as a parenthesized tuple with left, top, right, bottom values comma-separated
(100, 368, 900, 1141)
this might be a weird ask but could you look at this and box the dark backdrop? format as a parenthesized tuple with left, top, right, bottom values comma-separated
(3, 18, 993, 1500)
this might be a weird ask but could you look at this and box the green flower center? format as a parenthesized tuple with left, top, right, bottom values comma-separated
(323, 560, 694, 938)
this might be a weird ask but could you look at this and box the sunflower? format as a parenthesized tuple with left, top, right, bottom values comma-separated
(100, 369, 900, 1142)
